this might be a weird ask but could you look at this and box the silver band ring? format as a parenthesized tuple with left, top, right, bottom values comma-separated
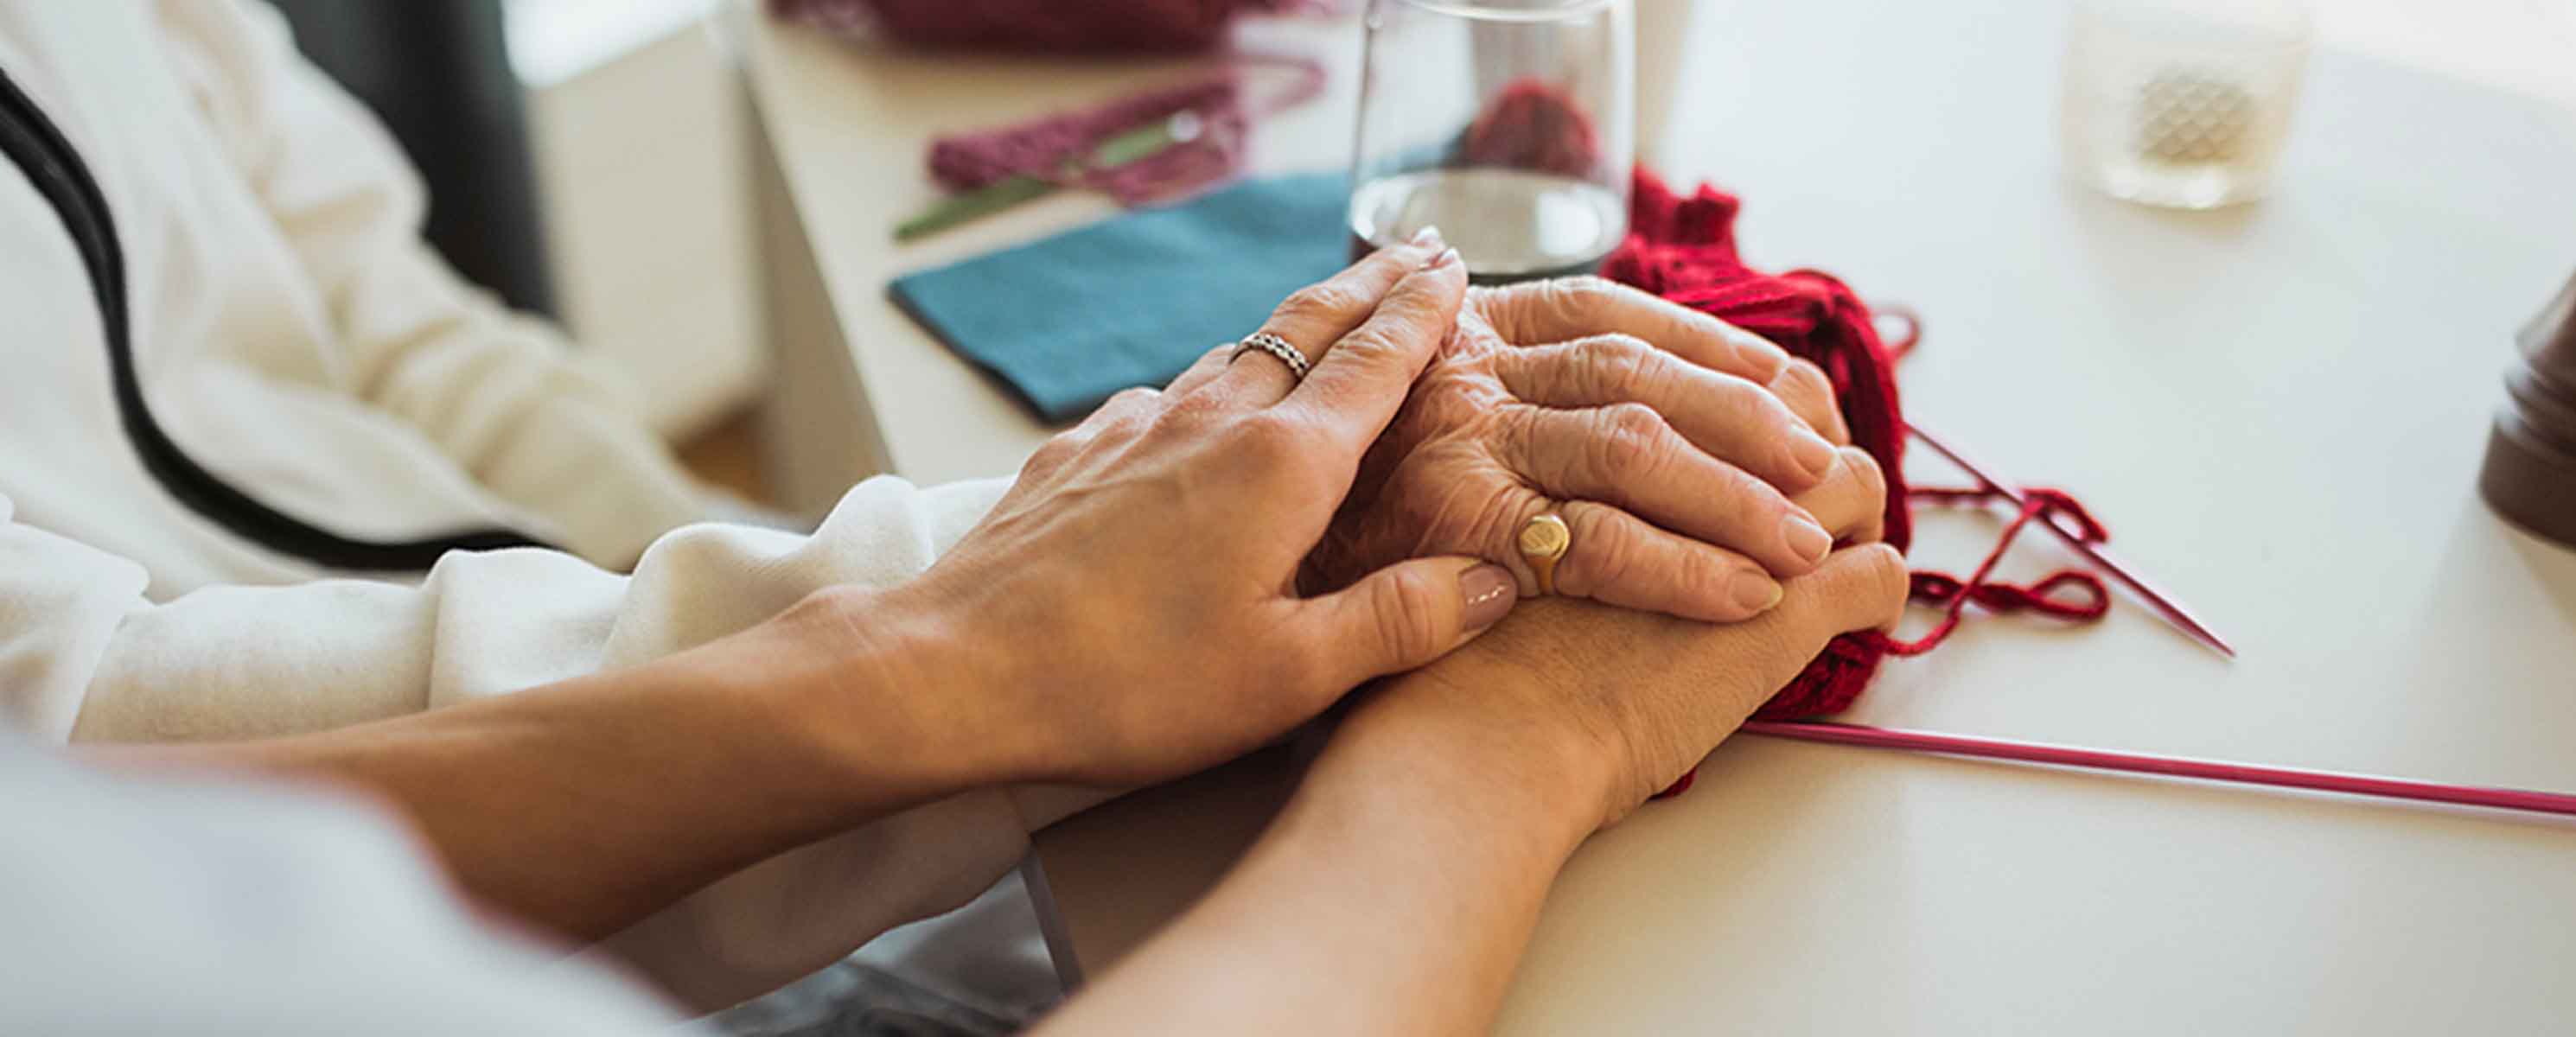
(1229, 331, 1312, 382)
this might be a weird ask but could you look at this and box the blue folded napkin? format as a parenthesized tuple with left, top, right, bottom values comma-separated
(889, 173, 1349, 423)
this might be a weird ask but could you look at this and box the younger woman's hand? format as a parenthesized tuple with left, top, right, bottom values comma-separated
(1304, 276, 1866, 624)
(858, 237, 1520, 787)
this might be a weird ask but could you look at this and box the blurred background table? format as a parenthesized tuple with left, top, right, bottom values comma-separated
(736, 0, 2576, 1030)
(732, 2, 1367, 511)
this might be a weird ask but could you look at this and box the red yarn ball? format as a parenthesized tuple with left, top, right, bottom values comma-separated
(1602, 170, 1912, 723)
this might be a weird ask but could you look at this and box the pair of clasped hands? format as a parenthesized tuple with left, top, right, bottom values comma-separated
(858, 230, 1907, 830)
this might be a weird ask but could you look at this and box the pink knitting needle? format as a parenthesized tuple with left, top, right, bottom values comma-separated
(1903, 423, 2236, 658)
(1742, 721, 2576, 818)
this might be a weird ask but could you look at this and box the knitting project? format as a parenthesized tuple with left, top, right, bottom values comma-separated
(1605, 172, 2114, 792)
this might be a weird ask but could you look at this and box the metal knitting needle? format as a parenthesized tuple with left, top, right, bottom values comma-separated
(1743, 721, 2576, 818)
(1903, 423, 2237, 658)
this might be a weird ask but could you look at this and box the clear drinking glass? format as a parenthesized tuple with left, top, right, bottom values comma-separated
(2059, 0, 2313, 208)
(1348, 0, 1635, 283)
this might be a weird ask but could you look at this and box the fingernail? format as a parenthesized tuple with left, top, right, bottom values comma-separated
(1419, 246, 1461, 271)
(1458, 563, 1518, 630)
(1732, 570, 1784, 614)
(1410, 225, 1444, 247)
(1782, 512, 1832, 566)
(1789, 429, 1838, 482)
(1729, 329, 1789, 382)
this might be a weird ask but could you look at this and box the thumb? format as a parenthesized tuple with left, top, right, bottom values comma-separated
(1302, 557, 1519, 687)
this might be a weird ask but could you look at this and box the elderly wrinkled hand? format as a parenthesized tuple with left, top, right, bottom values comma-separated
(1305, 275, 1884, 623)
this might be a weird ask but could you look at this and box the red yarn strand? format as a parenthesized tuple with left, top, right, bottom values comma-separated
(1863, 487, 2112, 657)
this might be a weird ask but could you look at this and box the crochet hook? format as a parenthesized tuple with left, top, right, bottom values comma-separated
(1742, 721, 2576, 819)
(1903, 423, 2236, 658)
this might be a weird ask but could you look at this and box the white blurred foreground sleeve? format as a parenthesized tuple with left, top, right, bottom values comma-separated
(0, 740, 692, 1034)
(0, 478, 1109, 1012)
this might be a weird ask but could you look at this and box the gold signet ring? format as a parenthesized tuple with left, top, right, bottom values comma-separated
(1518, 512, 1572, 596)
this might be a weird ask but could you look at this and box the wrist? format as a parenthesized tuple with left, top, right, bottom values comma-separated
(755, 582, 1035, 806)
(1328, 667, 1619, 855)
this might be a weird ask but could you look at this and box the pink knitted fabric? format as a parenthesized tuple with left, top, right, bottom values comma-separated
(770, 0, 1329, 53)
(775, 0, 1330, 206)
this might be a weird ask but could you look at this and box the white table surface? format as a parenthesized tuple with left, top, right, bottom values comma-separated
(736, 1, 2576, 1030)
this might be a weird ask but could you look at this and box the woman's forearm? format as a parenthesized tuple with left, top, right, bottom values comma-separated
(1038, 682, 1606, 1036)
(92, 586, 1004, 943)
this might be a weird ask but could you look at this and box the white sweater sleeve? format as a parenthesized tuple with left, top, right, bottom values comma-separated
(1, 476, 1102, 1011)
(160, 0, 722, 566)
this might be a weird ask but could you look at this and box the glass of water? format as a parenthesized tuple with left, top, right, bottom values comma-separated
(1348, 0, 1635, 284)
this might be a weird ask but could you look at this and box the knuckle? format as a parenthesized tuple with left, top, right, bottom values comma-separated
(1855, 544, 1910, 621)
(1592, 403, 1672, 479)
(1723, 326, 1791, 376)
(1605, 400, 1667, 442)
(1555, 274, 1620, 301)
(1381, 270, 1457, 314)
(1844, 447, 1887, 505)
(1060, 402, 1127, 443)
(1722, 468, 1798, 538)
(1616, 333, 1669, 364)
(1327, 331, 1425, 389)
(1712, 372, 1778, 427)
(1227, 412, 1307, 466)
(1370, 567, 1449, 664)
(1104, 385, 1161, 411)
(1175, 344, 1232, 381)
(1556, 509, 1633, 599)
(1653, 538, 1728, 601)
(1144, 406, 1227, 452)
(1862, 542, 1908, 582)
(1498, 404, 1550, 476)
(1463, 304, 1504, 345)
(1454, 483, 1536, 567)
(1457, 297, 1508, 344)
(1140, 393, 1203, 432)
(1541, 275, 1620, 322)
(1333, 324, 1406, 365)
(1777, 357, 1832, 397)
(1573, 334, 1657, 398)
(1102, 410, 1166, 445)
(1022, 433, 1077, 476)
(1281, 283, 1365, 322)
